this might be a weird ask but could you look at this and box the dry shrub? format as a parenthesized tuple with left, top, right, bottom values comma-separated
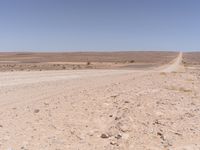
(179, 87, 192, 92)
(129, 60, 135, 63)
(182, 60, 187, 64)
(87, 61, 91, 65)
(165, 86, 192, 92)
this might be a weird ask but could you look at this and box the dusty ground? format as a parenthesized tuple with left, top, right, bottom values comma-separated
(183, 52, 200, 65)
(0, 52, 200, 150)
(0, 52, 177, 71)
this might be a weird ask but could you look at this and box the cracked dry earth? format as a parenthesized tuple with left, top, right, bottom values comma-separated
(0, 65, 200, 149)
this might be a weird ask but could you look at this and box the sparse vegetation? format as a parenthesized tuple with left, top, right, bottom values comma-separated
(129, 60, 135, 63)
(86, 61, 91, 65)
(62, 65, 66, 69)
(179, 87, 192, 92)
(182, 60, 187, 64)
(0, 52, 178, 71)
(165, 86, 192, 92)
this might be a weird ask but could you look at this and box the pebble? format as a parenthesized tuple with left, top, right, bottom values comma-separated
(110, 141, 118, 146)
(34, 109, 40, 113)
(115, 134, 122, 139)
(100, 133, 110, 138)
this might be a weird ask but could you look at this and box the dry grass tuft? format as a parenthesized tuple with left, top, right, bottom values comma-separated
(86, 61, 91, 65)
(165, 86, 192, 93)
(179, 87, 192, 92)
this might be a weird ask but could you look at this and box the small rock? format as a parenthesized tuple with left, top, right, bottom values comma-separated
(34, 109, 40, 113)
(109, 115, 113, 117)
(100, 133, 110, 138)
(157, 132, 165, 141)
(115, 117, 120, 120)
(111, 95, 118, 98)
(115, 134, 122, 139)
(110, 141, 118, 146)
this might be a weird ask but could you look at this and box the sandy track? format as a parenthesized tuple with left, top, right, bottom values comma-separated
(160, 52, 184, 73)
(0, 53, 200, 150)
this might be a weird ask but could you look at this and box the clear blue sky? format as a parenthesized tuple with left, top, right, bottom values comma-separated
(0, 0, 200, 52)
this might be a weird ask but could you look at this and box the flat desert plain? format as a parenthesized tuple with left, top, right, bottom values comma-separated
(0, 52, 200, 150)
(0, 52, 177, 71)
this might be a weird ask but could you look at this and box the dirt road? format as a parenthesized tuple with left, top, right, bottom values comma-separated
(0, 53, 200, 150)
(161, 52, 184, 73)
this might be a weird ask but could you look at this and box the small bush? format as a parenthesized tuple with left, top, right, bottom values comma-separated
(129, 60, 135, 63)
(87, 61, 91, 65)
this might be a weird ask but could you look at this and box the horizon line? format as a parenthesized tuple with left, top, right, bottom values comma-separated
(0, 49, 198, 53)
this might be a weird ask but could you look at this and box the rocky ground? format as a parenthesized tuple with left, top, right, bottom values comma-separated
(0, 53, 200, 150)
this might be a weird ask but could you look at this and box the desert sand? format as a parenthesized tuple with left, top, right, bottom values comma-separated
(0, 52, 200, 150)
